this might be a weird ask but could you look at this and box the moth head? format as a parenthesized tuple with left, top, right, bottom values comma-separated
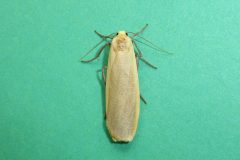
(112, 31, 132, 51)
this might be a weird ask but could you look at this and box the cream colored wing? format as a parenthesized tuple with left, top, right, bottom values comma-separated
(106, 44, 140, 142)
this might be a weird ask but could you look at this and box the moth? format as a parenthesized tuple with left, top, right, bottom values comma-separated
(81, 24, 171, 142)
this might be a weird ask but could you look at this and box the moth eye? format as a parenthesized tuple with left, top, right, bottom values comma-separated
(116, 32, 119, 35)
(126, 32, 128, 36)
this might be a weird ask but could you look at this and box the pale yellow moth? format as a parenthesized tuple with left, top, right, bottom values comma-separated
(81, 24, 171, 142)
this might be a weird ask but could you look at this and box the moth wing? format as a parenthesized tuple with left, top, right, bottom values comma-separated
(105, 46, 140, 142)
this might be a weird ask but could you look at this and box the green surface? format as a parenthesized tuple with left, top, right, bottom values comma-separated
(1, 0, 240, 159)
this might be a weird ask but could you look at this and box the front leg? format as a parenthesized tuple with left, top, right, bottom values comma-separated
(81, 43, 111, 63)
(133, 41, 158, 69)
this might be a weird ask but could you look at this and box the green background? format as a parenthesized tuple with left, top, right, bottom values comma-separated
(1, 0, 240, 159)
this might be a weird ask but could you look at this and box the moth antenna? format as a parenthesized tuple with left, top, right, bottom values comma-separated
(80, 39, 104, 60)
(134, 38, 173, 55)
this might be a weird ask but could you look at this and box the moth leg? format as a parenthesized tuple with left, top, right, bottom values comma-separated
(139, 56, 158, 69)
(135, 50, 157, 69)
(95, 31, 115, 39)
(135, 53, 139, 70)
(134, 55, 148, 104)
(140, 94, 147, 104)
(102, 65, 108, 119)
(131, 24, 148, 37)
(102, 65, 107, 85)
(95, 31, 108, 39)
(133, 41, 157, 69)
(81, 43, 110, 63)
